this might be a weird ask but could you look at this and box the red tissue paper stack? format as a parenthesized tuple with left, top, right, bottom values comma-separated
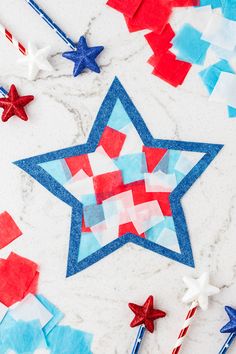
(107, 0, 199, 86)
(0, 252, 39, 307)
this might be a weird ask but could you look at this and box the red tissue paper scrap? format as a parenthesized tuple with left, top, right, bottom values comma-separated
(0, 252, 39, 307)
(107, 0, 143, 17)
(124, 0, 173, 33)
(147, 24, 192, 86)
(107, 0, 196, 86)
(150, 51, 192, 87)
(145, 23, 175, 57)
(0, 211, 22, 249)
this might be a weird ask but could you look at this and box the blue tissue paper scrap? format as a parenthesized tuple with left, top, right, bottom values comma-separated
(199, 60, 236, 117)
(221, 0, 236, 21)
(172, 23, 210, 65)
(14, 77, 223, 277)
(0, 298, 93, 353)
(0, 315, 46, 354)
(47, 325, 93, 354)
(199, 59, 234, 93)
(36, 294, 64, 335)
(198, 0, 222, 8)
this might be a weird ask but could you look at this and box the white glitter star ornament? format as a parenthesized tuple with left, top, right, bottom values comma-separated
(19, 42, 53, 80)
(182, 272, 220, 311)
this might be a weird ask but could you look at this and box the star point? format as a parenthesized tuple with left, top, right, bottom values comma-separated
(19, 42, 53, 80)
(62, 36, 104, 77)
(220, 306, 236, 334)
(0, 84, 34, 122)
(182, 272, 220, 310)
(129, 295, 166, 333)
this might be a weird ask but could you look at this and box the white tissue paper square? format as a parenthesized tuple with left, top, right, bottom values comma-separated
(0, 302, 8, 323)
(210, 72, 236, 107)
(202, 14, 236, 51)
(10, 294, 53, 328)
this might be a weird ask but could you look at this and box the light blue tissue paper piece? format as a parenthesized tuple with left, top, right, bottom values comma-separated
(0, 315, 46, 354)
(145, 217, 176, 243)
(107, 99, 131, 131)
(36, 295, 64, 336)
(198, 0, 222, 7)
(199, 60, 234, 94)
(81, 194, 97, 206)
(172, 23, 210, 65)
(84, 204, 105, 227)
(199, 60, 236, 118)
(228, 106, 236, 117)
(154, 150, 181, 174)
(221, 0, 236, 21)
(115, 152, 147, 184)
(175, 170, 186, 184)
(47, 325, 93, 354)
(145, 217, 179, 252)
(40, 159, 72, 185)
(78, 232, 101, 261)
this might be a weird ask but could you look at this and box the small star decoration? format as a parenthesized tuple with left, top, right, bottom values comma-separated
(62, 36, 104, 77)
(0, 85, 34, 122)
(182, 272, 220, 311)
(19, 42, 53, 80)
(129, 295, 166, 333)
(221, 306, 236, 334)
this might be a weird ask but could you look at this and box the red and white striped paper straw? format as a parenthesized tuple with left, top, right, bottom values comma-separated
(0, 23, 27, 55)
(172, 301, 198, 354)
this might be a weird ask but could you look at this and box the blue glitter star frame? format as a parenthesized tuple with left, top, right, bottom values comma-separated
(14, 78, 223, 277)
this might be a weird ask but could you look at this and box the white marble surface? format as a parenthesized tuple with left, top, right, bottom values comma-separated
(0, 1, 236, 353)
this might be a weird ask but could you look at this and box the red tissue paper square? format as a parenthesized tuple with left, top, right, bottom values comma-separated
(142, 146, 167, 172)
(107, 0, 143, 18)
(145, 23, 175, 57)
(0, 252, 39, 307)
(125, 0, 173, 33)
(65, 154, 93, 177)
(94, 170, 123, 203)
(171, 0, 199, 6)
(0, 211, 22, 249)
(119, 222, 145, 238)
(152, 51, 192, 87)
(99, 126, 126, 158)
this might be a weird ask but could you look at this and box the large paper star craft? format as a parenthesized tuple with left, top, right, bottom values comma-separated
(14, 78, 223, 277)
(182, 272, 220, 310)
(62, 36, 104, 77)
(0, 84, 34, 122)
(221, 306, 236, 334)
(19, 42, 53, 80)
(129, 295, 166, 333)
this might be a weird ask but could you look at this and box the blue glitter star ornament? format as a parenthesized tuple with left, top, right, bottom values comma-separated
(14, 78, 223, 277)
(62, 36, 104, 77)
(221, 307, 236, 333)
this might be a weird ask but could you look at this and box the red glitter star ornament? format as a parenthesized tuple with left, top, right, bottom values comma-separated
(129, 295, 166, 333)
(0, 84, 34, 122)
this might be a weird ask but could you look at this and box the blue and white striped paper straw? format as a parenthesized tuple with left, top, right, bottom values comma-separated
(131, 325, 146, 354)
(0, 86, 8, 97)
(219, 332, 236, 354)
(25, 0, 76, 50)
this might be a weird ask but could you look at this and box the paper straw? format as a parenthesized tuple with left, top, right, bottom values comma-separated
(219, 332, 236, 354)
(25, 0, 76, 50)
(0, 23, 27, 55)
(172, 301, 198, 354)
(0, 87, 8, 97)
(131, 325, 146, 354)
